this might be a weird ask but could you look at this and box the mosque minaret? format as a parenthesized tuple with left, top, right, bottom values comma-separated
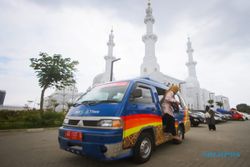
(186, 37, 199, 86)
(140, 1, 160, 76)
(92, 30, 116, 85)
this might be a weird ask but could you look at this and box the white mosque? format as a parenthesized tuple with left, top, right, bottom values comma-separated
(45, 1, 230, 111)
(92, 1, 230, 111)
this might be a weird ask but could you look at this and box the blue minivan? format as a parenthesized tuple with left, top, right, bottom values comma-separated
(58, 78, 190, 163)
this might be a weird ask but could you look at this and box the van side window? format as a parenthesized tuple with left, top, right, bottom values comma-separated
(130, 86, 153, 104)
(155, 87, 166, 104)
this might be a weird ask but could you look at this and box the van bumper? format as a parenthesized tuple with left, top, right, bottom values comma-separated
(58, 127, 132, 160)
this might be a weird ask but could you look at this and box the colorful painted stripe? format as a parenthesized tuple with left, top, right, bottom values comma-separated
(123, 122, 161, 138)
(122, 114, 162, 138)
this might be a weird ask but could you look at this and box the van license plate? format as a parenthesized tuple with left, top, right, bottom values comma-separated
(65, 131, 82, 141)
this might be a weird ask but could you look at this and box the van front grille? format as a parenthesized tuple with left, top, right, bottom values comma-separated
(68, 120, 80, 125)
(83, 120, 98, 126)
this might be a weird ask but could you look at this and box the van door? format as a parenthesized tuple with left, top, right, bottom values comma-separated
(173, 94, 185, 122)
(122, 83, 162, 149)
(125, 83, 157, 115)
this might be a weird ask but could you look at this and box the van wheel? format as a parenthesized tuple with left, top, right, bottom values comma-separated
(173, 126, 184, 144)
(133, 133, 153, 164)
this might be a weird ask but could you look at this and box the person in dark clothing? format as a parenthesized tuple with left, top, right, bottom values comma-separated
(205, 105, 216, 131)
(205, 105, 211, 130)
(208, 106, 216, 131)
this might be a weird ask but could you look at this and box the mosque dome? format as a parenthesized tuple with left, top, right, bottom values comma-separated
(93, 73, 105, 86)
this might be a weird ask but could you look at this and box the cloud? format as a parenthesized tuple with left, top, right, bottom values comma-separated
(0, 0, 144, 105)
(0, 0, 249, 107)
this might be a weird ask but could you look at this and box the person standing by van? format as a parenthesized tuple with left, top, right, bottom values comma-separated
(205, 105, 216, 131)
(205, 105, 211, 130)
(209, 105, 216, 131)
(161, 85, 180, 140)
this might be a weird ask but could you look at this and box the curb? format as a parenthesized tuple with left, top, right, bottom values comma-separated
(26, 128, 45, 132)
(0, 127, 59, 133)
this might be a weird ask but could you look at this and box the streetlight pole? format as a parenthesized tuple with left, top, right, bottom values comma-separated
(209, 92, 215, 101)
(208, 92, 215, 108)
(178, 81, 186, 93)
(110, 58, 121, 81)
(221, 96, 226, 110)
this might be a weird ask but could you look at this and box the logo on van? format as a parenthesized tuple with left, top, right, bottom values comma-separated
(70, 109, 100, 116)
(85, 109, 100, 114)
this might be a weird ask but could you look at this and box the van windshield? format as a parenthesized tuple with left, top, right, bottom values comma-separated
(75, 82, 129, 105)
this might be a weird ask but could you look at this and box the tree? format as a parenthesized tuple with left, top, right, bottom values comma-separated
(216, 101, 223, 109)
(236, 103, 250, 114)
(30, 52, 78, 111)
(207, 99, 214, 106)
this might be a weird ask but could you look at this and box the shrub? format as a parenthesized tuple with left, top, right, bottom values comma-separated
(0, 110, 65, 129)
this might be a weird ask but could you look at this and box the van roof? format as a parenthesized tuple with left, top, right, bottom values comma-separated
(110, 77, 168, 90)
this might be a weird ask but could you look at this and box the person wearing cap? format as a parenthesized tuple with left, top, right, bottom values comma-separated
(161, 85, 180, 140)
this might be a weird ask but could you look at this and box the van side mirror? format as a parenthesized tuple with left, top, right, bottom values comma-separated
(131, 89, 142, 98)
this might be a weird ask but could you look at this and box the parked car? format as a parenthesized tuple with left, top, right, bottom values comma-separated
(238, 112, 250, 120)
(195, 111, 206, 120)
(214, 111, 227, 122)
(231, 111, 244, 121)
(214, 112, 227, 123)
(189, 111, 205, 127)
(214, 115, 223, 123)
(216, 108, 232, 120)
(223, 113, 232, 120)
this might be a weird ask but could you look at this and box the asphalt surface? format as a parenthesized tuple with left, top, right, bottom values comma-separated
(0, 121, 250, 167)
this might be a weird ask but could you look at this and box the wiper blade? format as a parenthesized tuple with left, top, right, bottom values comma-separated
(73, 100, 97, 107)
(81, 100, 99, 105)
(96, 100, 119, 103)
(74, 100, 119, 106)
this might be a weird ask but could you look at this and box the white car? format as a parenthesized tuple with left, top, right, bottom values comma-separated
(214, 115, 223, 123)
(238, 112, 250, 120)
(196, 112, 206, 118)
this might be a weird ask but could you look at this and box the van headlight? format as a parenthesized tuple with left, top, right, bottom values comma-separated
(97, 119, 123, 128)
(63, 118, 69, 124)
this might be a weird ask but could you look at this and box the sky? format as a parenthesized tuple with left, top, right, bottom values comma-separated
(0, 0, 250, 107)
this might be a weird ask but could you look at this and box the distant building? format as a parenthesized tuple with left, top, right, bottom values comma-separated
(0, 105, 26, 111)
(0, 90, 6, 105)
(44, 84, 81, 112)
(215, 95, 230, 110)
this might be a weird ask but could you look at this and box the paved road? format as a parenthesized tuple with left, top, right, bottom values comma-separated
(0, 121, 250, 167)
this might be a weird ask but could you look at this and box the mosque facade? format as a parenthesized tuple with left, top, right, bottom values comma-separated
(92, 1, 230, 111)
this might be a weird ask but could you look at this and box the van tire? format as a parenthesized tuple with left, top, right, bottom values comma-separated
(133, 132, 153, 164)
(173, 126, 184, 144)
